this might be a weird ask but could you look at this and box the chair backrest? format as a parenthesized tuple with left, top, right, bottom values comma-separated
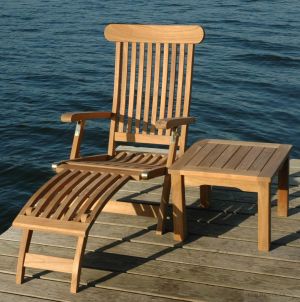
(104, 24, 205, 156)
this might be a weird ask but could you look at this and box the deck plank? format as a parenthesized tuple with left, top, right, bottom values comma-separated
(1, 254, 300, 301)
(0, 273, 176, 302)
(0, 292, 48, 302)
(1, 237, 300, 280)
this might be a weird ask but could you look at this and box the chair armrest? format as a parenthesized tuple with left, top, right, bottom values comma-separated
(155, 117, 195, 129)
(61, 111, 113, 123)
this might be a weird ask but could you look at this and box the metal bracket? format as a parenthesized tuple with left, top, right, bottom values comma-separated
(141, 172, 149, 180)
(75, 121, 81, 137)
(51, 162, 58, 170)
(51, 160, 66, 171)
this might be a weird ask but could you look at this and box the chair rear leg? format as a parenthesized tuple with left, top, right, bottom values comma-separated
(200, 185, 211, 208)
(16, 229, 33, 284)
(70, 235, 88, 293)
(156, 174, 171, 235)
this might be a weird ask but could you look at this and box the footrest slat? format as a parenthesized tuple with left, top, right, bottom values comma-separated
(13, 215, 88, 236)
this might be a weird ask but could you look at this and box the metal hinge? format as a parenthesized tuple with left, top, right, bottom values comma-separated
(141, 172, 149, 180)
(170, 128, 179, 144)
(75, 122, 81, 137)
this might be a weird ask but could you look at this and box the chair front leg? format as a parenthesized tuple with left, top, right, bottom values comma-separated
(70, 235, 88, 293)
(16, 229, 33, 284)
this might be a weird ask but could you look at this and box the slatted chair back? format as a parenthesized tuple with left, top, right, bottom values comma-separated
(104, 24, 205, 156)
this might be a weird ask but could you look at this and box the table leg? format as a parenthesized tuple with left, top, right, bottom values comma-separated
(172, 174, 187, 241)
(156, 174, 171, 235)
(200, 185, 211, 208)
(258, 182, 271, 251)
(277, 158, 289, 217)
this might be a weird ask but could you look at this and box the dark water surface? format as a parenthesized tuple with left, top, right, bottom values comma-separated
(1, 1, 299, 231)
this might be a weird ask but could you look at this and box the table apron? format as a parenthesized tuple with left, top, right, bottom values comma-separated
(183, 175, 269, 193)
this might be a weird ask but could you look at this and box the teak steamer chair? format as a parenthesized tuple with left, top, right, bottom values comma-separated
(13, 24, 205, 293)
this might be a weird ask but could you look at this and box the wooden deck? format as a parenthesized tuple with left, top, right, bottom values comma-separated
(1, 159, 300, 301)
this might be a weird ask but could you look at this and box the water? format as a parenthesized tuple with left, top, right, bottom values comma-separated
(1, 0, 299, 232)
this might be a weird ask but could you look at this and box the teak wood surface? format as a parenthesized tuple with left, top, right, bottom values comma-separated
(169, 139, 292, 251)
(13, 24, 205, 293)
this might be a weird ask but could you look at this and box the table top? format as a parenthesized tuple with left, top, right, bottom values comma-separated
(170, 139, 292, 181)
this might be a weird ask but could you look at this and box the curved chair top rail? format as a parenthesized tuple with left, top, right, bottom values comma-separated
(104, 24, 205, 44)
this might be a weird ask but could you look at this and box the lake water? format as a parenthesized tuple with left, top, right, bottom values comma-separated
(1, 0, 299, 232)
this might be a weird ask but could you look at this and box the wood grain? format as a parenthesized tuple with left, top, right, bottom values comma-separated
(105, 24, 205, 43)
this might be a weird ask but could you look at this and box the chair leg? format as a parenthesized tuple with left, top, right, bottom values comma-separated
(156, 174, 171, 235)
(277, 158, 289, 217)
(200, 185, 211, 208)
(70, 235, 87, 293)
(16, 229, 33, 284)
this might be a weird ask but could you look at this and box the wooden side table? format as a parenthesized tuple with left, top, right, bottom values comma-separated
(169, 139, 292, 251)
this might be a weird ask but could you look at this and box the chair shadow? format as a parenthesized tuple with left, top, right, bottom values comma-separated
(81, 226, 177, 290)
(114, 180, 300, 251)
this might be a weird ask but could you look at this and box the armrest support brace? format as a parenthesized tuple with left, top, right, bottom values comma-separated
(157, 117, 195, 170)
(61, 111, 112, 159)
